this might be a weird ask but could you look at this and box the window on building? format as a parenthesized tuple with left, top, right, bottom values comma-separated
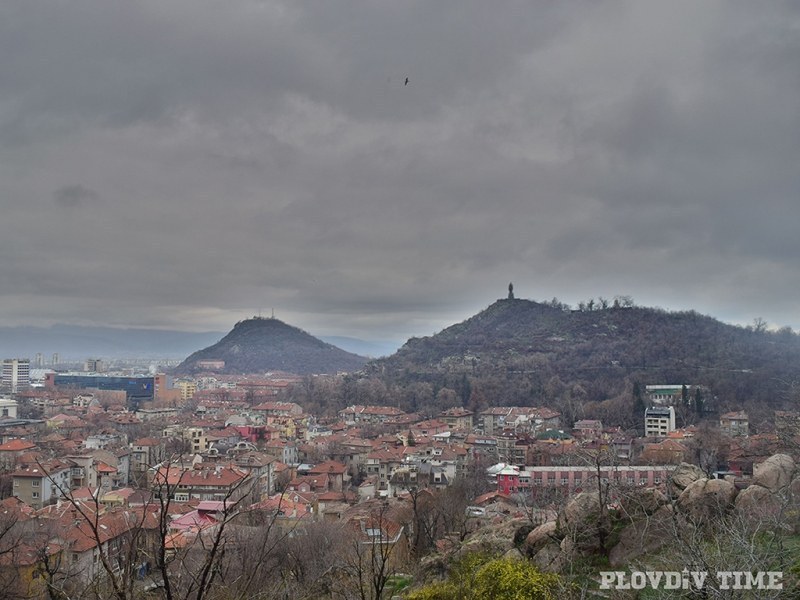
(31, 492, 39, 499)
(32, 480, 40, 487)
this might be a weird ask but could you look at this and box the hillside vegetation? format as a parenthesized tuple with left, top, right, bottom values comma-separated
(363, 298, 800, 426)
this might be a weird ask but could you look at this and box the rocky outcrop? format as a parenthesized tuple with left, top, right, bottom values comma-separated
(556, 491, 611, 554)
(734, 483, 781, 518)
(556, 491, 602, 532)
(619, 487, 667, 518)
(459, 517, 528, 557)
(668, 463, 706, 496)
(609, 505, 674, 567)
(752, 454, 795, 492)
(677, 478, 736, 524)
(523, 521, 558, 557)
(531, 538, 563, 572)
(457, 453, 800, 577)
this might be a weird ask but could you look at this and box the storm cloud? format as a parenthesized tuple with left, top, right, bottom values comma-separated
(1, 1, 799, 342)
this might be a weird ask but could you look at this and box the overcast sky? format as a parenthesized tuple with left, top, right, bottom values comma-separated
(2, 1, 799, 343)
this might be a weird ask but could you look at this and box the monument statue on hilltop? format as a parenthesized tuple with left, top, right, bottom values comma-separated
(508, 282, 514, 300)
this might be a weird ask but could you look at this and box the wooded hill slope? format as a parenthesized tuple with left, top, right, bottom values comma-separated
(365, 298, 800, 425)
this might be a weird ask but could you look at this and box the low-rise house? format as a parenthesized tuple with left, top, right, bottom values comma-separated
(251, 401, 303, 418)
(409, 419, 450, 438)
(720, 411, 749, 437)
(35, 501, 161, 593)
(638, 439, 689, 465)
(344, 506, 409, 569)
(12, 459, 72, 509)
(364, 448, 403, 491)
(263, 439, 298, 466)
(153, 462, 253, 503)
(226, 449, 276, 497)
(479, 407, 561, 436)
(0, 438, 37, 469)
(573, 420, 603, 440)
(307, 461, 349, 492)
(439, 407, 474, 431)
(130, 437, 167, 478)
(338, 405, 406, 425)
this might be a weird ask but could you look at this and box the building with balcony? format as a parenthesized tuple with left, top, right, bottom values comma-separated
(645, 406, 676, 437)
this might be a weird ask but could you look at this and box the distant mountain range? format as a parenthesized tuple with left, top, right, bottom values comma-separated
(0, 324, 400, 362)
(173, 317, 369, 375)
(0, 324, 224, 361)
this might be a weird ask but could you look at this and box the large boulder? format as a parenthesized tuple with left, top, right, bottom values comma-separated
(677, 478, 737, 524)
(523, 520, 559, 556)
(557, 491, 602, 532)
(532, 540, 563, 572)
(753, 454, 796, 492)
(459, 516, 527, 556)
(609, 505, 674, 566)
(668, 463, 706, 496)
(619, 487, 667, 519)
(556, 492, 611, 554)
(735, 484, 782, 521)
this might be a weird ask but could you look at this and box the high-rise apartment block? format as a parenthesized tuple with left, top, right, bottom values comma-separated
(2, 358, 30, 393)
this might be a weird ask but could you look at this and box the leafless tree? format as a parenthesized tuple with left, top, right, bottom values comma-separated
(333, 503, 407, 600)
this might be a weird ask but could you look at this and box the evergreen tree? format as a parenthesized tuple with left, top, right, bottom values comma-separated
(632, 381, 645, 431)
(694, 386, 704, 416)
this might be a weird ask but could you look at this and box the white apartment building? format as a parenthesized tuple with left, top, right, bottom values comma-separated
(645, 406, 676, 437)
(2, 358, 30, 393)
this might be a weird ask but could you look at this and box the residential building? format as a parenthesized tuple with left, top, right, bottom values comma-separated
(573, 419, 603, 440)
(175, 380, 198, 401)
(0, 438, 37, 469)
(153, 463, 252, 502)
(83, 358, 106, 373)
(227, 450, 276, 497)
(645, 406, 676, 437)
(130, 437, 167, 477)
(479, 406, 561, 436)
(2, 359, 30, 393)
(439, 407, 474, 431)
(364, 448, 403, 491)
(162, 425, 210, 454)
(263, 439, 298, 465)
(0, 397, 19, 419)
(720, 411, 749, 437)
(338, 405, 406, 425)
(12, 459, 72, 509)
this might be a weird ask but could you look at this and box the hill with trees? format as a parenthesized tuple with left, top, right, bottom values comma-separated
(363, 297, 800, 428)
(174, 317, 368, 375)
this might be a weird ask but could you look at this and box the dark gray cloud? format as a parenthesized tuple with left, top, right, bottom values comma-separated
(53, 184, 99, 208)
(1, 1, 799, 342)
